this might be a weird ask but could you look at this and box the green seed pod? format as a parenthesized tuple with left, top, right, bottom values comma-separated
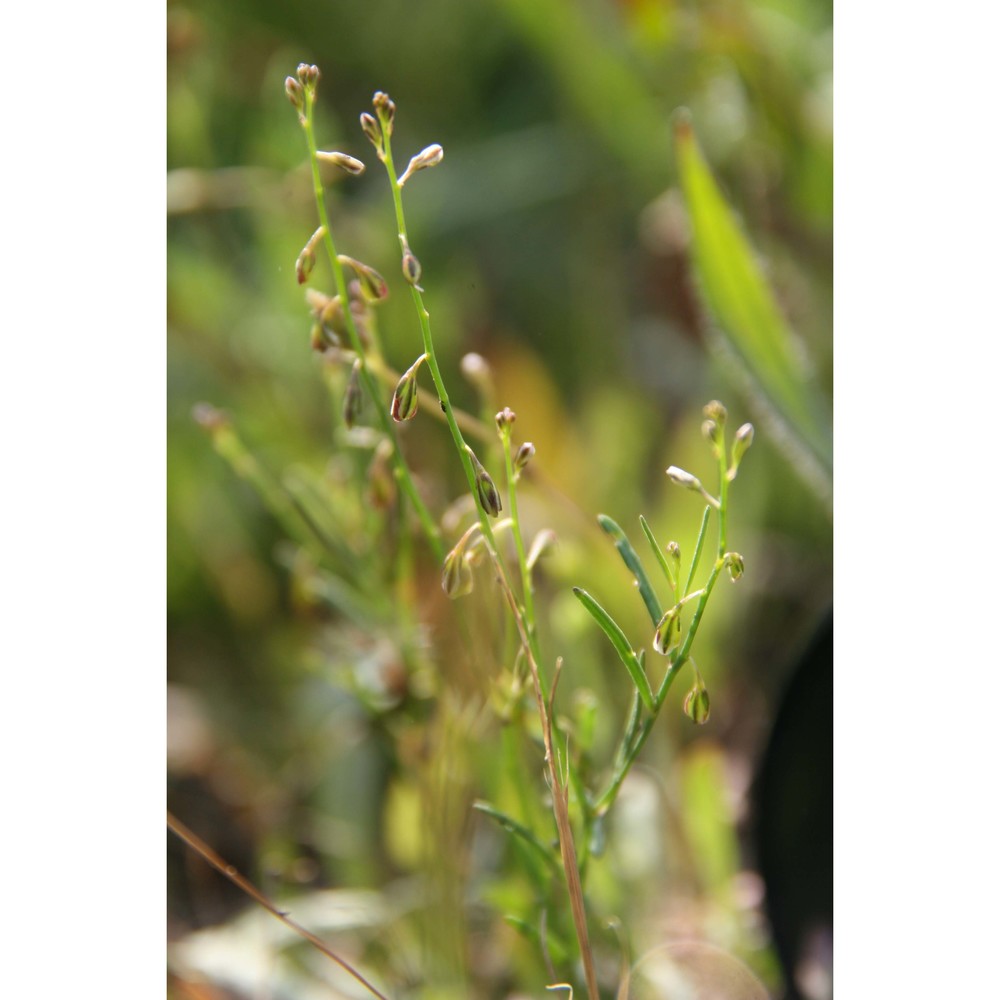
(653, 607, 681, 655)
(338, 255, 388, 301)
(725, 551, 745, 582)
(467, 447, 502, 517)
(390, 355, 426, 422)
(402, 247, 422, 287)
(683, 683, 711, 725)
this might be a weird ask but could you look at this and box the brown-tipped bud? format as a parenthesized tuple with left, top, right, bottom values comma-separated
(514, 441, 535, 474)
(467, 447, 502, 517)
(725, 551, 745, 582)
(666, 540, 681, 565)
(683, 683, 711, 725)
(295, 246, 316, 285)
(653, 607, 681, 655)
(390, 354, 426, 422)
(402, 245, 422, 287)
(398, 143, 444, 186)
(285, 76, 305, 111)
(192, 402, 229, 434)
(666, 465, 703, 492)
(703, 399, 728, 427)
(360, 112, 382, 153)
(372, 91, 396, 134)
(296, 63, 320, 89)
(337, 255, 389, 301)
(495, 407, 516, 432)
(316, 150, 366, 176)
(343, 359, 363, 429)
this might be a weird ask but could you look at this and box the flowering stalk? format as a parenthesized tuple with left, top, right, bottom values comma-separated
(293, 68, 444, 563)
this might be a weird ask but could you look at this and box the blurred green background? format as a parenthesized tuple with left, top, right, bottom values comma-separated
(167, 0, 832, 996)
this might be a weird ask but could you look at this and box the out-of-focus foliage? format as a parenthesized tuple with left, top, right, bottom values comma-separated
(168, 0, 831, 996)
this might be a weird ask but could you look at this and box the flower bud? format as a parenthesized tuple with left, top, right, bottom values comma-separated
(343, 358, 363, 429)
(295, 246, 316, 285)
(390, 354, 427, 422)
(338, 256, 389, 301)
(725, 551, 745, 582)
(467, 447, 502, 517)
(666, 540, 681, 566)
(683, 683, 711, 725)
(316, 150, 366, 176)
(666, 465, 703, 492)
(397, 143, 444, 186)
(296, 63, 320, 89)
(514, 441, 535, 474)
(730, 422, 755, 477)
(285, 76, 304, 111)
(360, 112, 382, 153)
(703, 399, 728, 427)
(372, 91, 396, 134)
(495, 406, 516, 432)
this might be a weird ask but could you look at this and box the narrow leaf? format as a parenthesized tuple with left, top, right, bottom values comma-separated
(597, 514, 663, 626)
(473, 801, 559, 874)
(573, 587, 655, 711)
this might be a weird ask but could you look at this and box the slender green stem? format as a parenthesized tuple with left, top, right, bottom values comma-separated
(716, 437, 730, 557)
(376, 122, 535, 683)
(501, 424, 544, 670)
(656, 557, 725, 708)
(682, 505, 712, 597)
(300, 92, 444, 563)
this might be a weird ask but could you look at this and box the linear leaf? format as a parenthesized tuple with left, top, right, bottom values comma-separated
(573, 587, 654, 711)
(597, 514, 663, 626)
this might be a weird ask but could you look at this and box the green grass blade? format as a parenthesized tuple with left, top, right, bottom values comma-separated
(597, 514, 663, 626)
(674, 114, 832, 498)
(573, 587, 655, 711)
